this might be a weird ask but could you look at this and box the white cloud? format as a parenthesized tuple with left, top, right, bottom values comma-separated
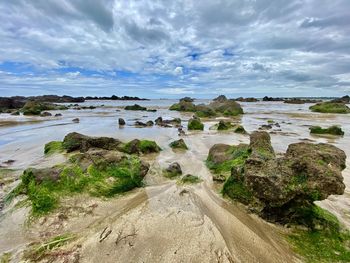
(174, 66, 183, 75)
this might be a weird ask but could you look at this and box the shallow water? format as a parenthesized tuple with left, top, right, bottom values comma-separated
(0, 100, 349, 262)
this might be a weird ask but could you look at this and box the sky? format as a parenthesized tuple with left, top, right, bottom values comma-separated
(0, 0, 350, 98)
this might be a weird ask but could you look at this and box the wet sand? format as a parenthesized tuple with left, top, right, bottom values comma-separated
(0, 99, 349, 262)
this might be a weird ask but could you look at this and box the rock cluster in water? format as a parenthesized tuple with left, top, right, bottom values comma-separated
(169, 95, 243, 117)
(207, 131, 346, 226)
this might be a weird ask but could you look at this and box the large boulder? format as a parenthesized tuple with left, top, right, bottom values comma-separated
(169, 100, 196, 112)
(122, 139, 161, 154)
(0, 97, 25, 111)
(165, 162, 182, 177)
(62, 132, 122, 152)
(169, 139, 188, 150)
(207, 131, 347, 226)
(188, 117, 204, 130)
(208, 97, 243, 116)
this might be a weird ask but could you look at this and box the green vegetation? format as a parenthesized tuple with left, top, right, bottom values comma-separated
(139, 140, 161, 153)
(124, 104, 147, 111)
(288, 206, 350, 263)
(0, 252, 11, 263)
(24, 233, 75, 262)
(310, 125, 344, 136)
(309, 102, 350, 114)
(169, 101, 196, 112)
(21, 101, 58, 115)
(44, 141, 63, 155)
(188, 118, 204, 130)
(180, 174, 201, 184)
(10, 155, 145, 215)
(222, 176, 253, 204)
(217, 121, 233, 130)
(206, 145, 251, 174)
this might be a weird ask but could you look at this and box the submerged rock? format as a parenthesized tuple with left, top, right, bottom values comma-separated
(72, 118, 80, 123)
(40, 111, 52, 117)
(55, 113, 62, 117)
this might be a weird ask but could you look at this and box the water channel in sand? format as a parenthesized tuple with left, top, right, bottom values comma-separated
(0, 99, 349, 262)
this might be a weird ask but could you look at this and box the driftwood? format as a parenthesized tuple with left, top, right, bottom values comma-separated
(115, 228, 137, 246)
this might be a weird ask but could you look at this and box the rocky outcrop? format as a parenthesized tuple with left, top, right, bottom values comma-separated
(165, 162, 182, 177)
(62, 132, 122, 153)
(169, 95, 243, 117)
(262, 96, 284, 102)
(85, 95, 148, 101)
(235, 97, 258, 102)
(310, 125, 344, 136)
(124, 104, 147, 111)
(331, 95, 349, 104)
(284, 98, 321, 104)
(309, 102, 350, 114)
(207, 131, 347, 226)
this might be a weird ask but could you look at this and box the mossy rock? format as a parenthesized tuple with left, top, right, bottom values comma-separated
(310, 125, 344, 136)
(122, 139, 161, 154)
(124, 104, 147, 111)
(169, 101, 196, 112)
(9, 151, 149, 215)
(180, 174, 201, 184)
(169, 139, 188, 150)
(309, 102, 350, 114)
(188, 117, 204, 130)
(44, 141, 63, 155)
(21, 101, 58, 115)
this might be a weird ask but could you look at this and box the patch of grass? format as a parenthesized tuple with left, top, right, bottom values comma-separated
(10, 155, 145, 215)
(44, 141, 63, 155)
(222, 175, 253, 204)
(310, 125, 344, 136)
(180, 174, 201, 184)
(24, 233, 75, 262)
(287, 206, 350, 263)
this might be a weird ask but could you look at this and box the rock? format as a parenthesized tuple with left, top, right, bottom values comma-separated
(23, 167, 62, 183)
(40, 111, 52, 117)
(55, 113, 62, 117)
(135, 121, 147, 127)
(284, 98, 321, 104)
(11, 111, 20, 116)
(22, 101, 57, 115)
(85, 95, 148, 101)
(169, 100, 196, 112)
(122, 139, 161, 154)
(235, 97, 258, 102)
(213, 174, 226, 182)
(124, 104, 147, 111)
(188, 117, 204, 130)
(62, 132, 122, 152)
(180, 97, 194, 102)
(310, 125, 344, 136)
(309, 102, 350, 114)
(169, 139, 188, 150)
(155, 117, 181, 127)
(213, 95, 227, 102)
(0, 97, 26, 111)
(194, 104, 217, 117)
(217, 120, 232, 130)
(72, 118, 80, 123)
(118, 118, 125, 125)
(331, 95, 349, 104)
(208, 98, 243, 116)
(259, 124, 273, 130)
(209, 131, 346, 226)
(146, 120, 154, 126)
(165, 162, 182, 177)
(155, 117, 163, 125)
(262, 96, 284, 102)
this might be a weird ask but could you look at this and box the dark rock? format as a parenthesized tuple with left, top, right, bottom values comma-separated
(55, 113, 62, 117)
(213, 95, 228, 102)
(180, 97, 194, 102)
(262, 96, 284, 102)
(284, 98, 321, 104)
(40, 111, 52, 117)
(235, 97, 259, 102)
(165, 162, 182, 177)
(118, 118, 125, 125)
(331, 95, 349, 104)
(72, 118, 80, 123)
(124, 104, 147, 111)
(62, 132, 122, 152)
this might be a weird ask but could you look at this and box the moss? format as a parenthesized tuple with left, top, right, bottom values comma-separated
(169, 101, 196, 112)
(10, 155, 145, 215)
(309, 102, 350, 114)
(188, 118, 204, 130)
(169, 139, 188, 150)
(267, 119, 274, 124)
(124, 104, 147, 111)
(206, 145, 251, 174)
(287, 206, 350, 263)
(310, 125, 344, 136)
(222, 175, 253, 204)
(180, 174, 201, 184)
(234, 125, 246, 134)
(44, 141, 63, 155)
(0, 252, 11, 263)
(163, 170, 181, 179)
(217, 121, 233, 130)
(139, 140, 161, 153)
(194, 107, 216, 117)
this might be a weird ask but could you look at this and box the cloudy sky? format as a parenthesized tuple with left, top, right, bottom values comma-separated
(0, 0, 349, 98)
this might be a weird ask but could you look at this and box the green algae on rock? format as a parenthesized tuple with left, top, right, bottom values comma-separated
(309, 125, 344, 136)
(188, 117, 204, 130)
(309, 102, 350, 114)
(169, 139, 188, 150)
(124, 104, 147, 111)
(180, 174, 201, 184)
(44, 141, 63, 155)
